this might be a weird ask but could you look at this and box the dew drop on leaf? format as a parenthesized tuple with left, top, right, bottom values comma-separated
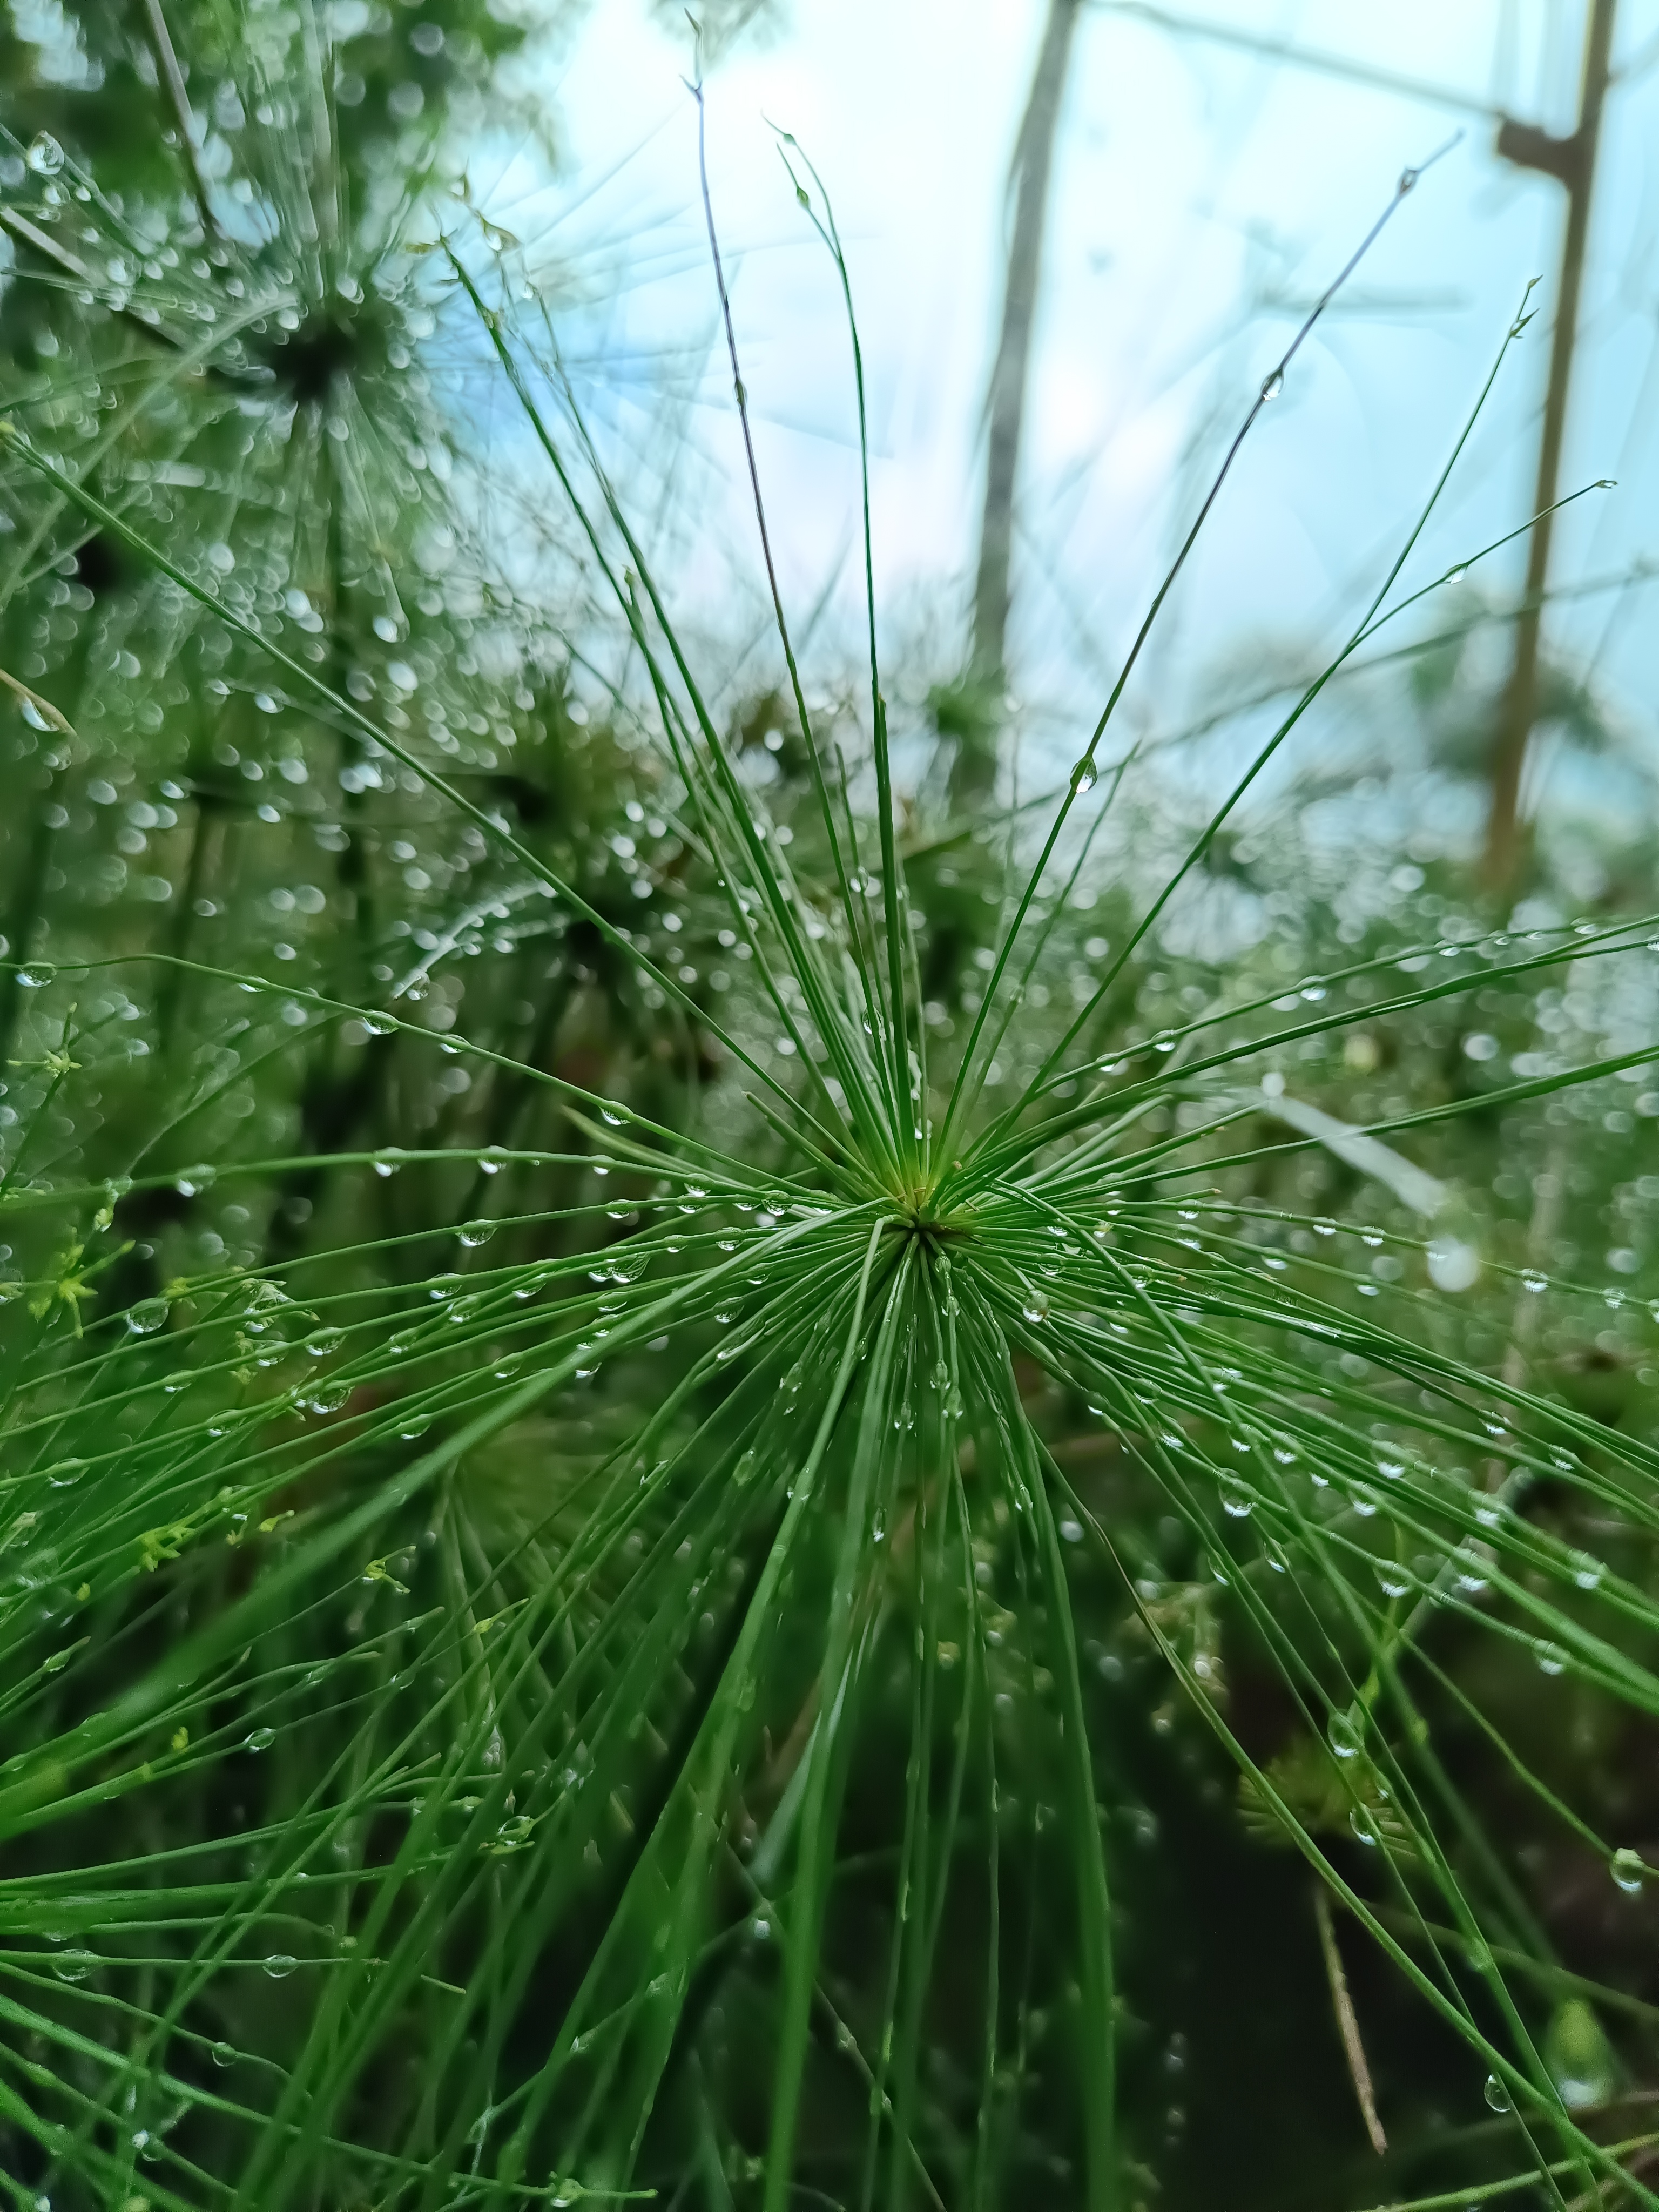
(1611, 1847, 1646, 1894)
(1327, 1709, 1362, 1760)
(1427, 1237, 1480, 1292)
(1546, 1996, 1616, 2110)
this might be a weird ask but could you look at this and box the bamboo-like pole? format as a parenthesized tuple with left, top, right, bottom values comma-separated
(955, 0, 1083, 807)
(1483, 0, 1618, 891)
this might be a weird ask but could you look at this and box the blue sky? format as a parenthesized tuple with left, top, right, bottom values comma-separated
(477, 2, 1659, 804)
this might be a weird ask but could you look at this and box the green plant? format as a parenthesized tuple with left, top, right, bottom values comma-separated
(2, 85, 1659, 2212)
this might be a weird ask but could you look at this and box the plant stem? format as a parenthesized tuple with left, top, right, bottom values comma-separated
(1483, 0, 1618, 891)
(139, 0, 224, 241)
(1314, 1883, 1388, 2155)
(958, 0, 1082, 804)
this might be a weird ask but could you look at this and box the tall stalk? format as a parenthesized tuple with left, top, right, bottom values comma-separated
(1483, 0, 1617, 890)
(954, 0, 1082, 808)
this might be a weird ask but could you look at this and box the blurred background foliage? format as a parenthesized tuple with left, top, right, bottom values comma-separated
(1, 2, 1658, 2209)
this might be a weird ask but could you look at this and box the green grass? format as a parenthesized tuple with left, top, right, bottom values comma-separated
(1, 29, 1658, 2212)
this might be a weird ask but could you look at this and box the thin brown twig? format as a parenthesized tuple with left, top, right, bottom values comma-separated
(1315, 1882, 1388, 2154)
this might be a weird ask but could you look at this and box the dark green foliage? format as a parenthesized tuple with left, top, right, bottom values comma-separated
(1, 17, 1658, 2212)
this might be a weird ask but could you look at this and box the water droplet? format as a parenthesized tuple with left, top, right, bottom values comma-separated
(244, 1726, 276, 1751)
(211, 2040, 235, 2067)
(1397, 164, 1420, 194)
(1219, 1481, 1253, 1519)
(305, 1379, 350, 1415)
(1611, 1847, 1646, 1894)
(17, 961, 55, 989)
(362, 1013, 395, 1037)
(1546, 1995, 1616, 2110)
(1069, 756, 1098, 795)
(1260, 369, 1284, 401)
(125, 1297, 169, 1335)
(305, 1327, 345, 1358)
(263, 1953, 298, 1978)
(1427, 1237, 1480, 1293)
(27, 132, 65, 177)
(1569, 1551, 1603, 1591)
(1483, 2073, 1512, 2113)
(1454, 1546, 1489, 1594)
(479, 1147, 507, 1176)
(1020, 1294, 1049, 1324)
(458, 1220, 496, 1247)
(1327, 1709, 1363, 1760)
(1534, 1641, 1567, 1676)
(53, 1948, 94, 1981)
(174, 1165, 215, 1197)
(1520, 1269, 1548, 1293)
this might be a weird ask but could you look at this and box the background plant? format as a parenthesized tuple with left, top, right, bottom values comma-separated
(2, 9, 1659, 2212)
